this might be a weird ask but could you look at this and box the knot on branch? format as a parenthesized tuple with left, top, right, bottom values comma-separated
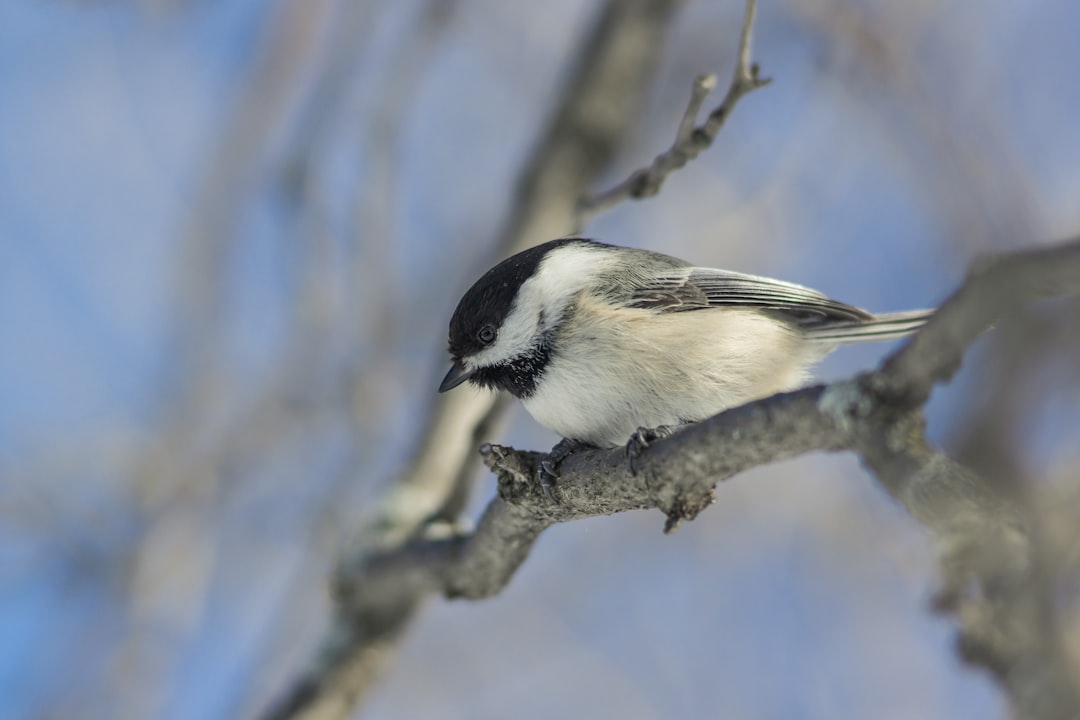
(480, 443, 547, 504)
(817, 380, 875, 434)
(658, 488, 715, 534)
(628, 169, 661, 199)
(643, 463, 717, 534)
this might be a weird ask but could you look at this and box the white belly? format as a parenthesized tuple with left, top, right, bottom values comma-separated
(522, 300, 818, 446)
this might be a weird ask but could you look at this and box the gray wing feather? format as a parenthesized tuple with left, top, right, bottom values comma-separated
(625, 267, 873, 326)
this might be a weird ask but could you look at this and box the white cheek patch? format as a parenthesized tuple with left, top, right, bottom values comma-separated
(467, 300, 537, 369)
(466, 243, 617, 369)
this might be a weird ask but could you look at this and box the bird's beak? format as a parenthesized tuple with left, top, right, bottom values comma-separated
(439, 361, 474, 393)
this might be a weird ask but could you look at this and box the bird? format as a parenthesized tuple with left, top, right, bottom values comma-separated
(439, 238, 932, 486)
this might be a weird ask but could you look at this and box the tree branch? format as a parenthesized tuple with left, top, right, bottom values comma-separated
(878, 240, 1080, 401)
(334, 235, 1080, 720)
(577, 0, 771, 221)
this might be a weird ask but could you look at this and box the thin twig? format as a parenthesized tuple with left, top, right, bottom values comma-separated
(676, 74, 717, 142)
(577, 0, 771, 222)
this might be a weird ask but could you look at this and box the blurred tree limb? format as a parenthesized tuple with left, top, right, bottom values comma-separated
(330, 236, 1080, 720)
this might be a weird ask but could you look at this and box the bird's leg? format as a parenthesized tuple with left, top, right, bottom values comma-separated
(626, 425, 682, 475)
(539, 438, 592, 500)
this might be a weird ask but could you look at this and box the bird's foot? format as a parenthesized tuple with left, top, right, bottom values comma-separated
(539, 438, 591, 501)
(626, 425, 681, 475)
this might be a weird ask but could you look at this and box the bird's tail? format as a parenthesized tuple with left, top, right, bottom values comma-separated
(804, 309, 934, 345)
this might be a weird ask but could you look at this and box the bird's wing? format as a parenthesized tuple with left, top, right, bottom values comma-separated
(623, 267, 873, 326)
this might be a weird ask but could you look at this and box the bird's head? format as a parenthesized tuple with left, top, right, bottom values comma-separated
(440, 238, 612, 398)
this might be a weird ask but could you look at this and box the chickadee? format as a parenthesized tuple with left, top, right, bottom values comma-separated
(440, 238, 931, 471)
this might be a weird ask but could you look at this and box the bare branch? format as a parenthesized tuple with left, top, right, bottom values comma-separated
(878, 241, 1080, 401)
(577, 0, 771, 221)
(859, 422, 1079, 720)
(676, 74, 718, 143)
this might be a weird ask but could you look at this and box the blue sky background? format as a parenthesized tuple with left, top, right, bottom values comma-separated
(2, 1, 1079, 719)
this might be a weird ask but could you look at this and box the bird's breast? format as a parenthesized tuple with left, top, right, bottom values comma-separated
(521, 299, 812, 446)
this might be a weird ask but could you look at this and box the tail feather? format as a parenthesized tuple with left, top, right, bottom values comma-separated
(804, 309, 934, 345)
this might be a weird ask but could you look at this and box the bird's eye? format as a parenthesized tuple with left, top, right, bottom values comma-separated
(477, 325, 496, 345)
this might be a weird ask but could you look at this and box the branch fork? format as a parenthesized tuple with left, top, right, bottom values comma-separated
(578, 0, 772, 219)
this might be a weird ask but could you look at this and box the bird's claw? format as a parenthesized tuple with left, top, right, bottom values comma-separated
(538, 438, 588, 501)
(538, 459, 559, 500)
(626, 425, 680, 475)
